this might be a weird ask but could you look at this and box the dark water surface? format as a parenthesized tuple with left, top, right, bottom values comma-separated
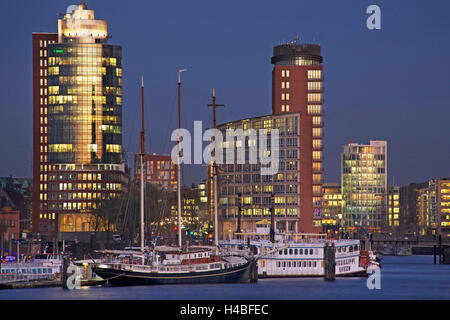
(1, 255, 449, 300)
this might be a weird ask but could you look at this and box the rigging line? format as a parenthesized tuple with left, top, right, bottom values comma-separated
(120, 182, 134, 237)
(125, 90, 140, 158)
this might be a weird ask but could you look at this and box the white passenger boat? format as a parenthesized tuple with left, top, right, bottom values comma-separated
(0, 253, 63, 281)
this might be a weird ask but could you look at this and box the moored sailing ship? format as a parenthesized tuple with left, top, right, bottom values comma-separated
(92, 74, 256, 286)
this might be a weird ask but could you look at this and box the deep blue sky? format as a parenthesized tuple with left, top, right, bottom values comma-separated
(0, 0, 449, 187)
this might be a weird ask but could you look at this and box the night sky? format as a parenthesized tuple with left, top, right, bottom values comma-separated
(0, 0, 449, 187)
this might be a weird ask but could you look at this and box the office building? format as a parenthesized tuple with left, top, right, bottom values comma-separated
(321, 183, 342, 233)
(32, 3, 128, 237)
(341, 140, 387, 233)
(387, 186, 400, 229)
(271, 40, 324, 231)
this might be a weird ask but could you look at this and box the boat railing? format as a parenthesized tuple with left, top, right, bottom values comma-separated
(0, 262, 60, 269)
(0, 273, 56, 284)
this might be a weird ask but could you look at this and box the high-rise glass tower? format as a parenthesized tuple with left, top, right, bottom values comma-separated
(32, 3, 128, 236)
(341, 140, 387, 233)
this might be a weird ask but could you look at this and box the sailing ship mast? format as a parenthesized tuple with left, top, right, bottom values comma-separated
(177, 69, 187, 248)
(207, 88, 225, 247)
(140, 77, 145, 252)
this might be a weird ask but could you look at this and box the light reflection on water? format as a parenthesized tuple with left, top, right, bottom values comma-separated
(1, 256, 449, 300)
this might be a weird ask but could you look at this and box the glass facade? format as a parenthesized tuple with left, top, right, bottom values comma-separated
(216, 113, 301, 238)
(48, 43, 122, 165)
(341, 141, 387, 232)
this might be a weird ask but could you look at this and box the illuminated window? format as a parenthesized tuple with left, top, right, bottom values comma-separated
(307, 70, 322, 80)
(308, 81, 322, 91)
(308, 93, 322, 103)
(312, 128, 322, 137)
(106, 144, 122, 153)
(49, 144, 73, 152)
(312, 116, 322, 125)
(312, 151, 322, 160)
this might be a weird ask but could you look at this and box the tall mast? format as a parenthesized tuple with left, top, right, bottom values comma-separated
(207, 88, 225, 247)
(140, 77, 145, 252)
(177, 69, 187, 248)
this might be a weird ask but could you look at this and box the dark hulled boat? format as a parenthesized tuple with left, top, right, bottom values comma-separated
(93, 247, 257, 286)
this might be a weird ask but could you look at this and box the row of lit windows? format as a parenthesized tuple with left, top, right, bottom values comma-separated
(308, 93, 322, 103)
(313, 185, 322, 194)
(313, 174, 322, 183)
(281, 93, 290, 101)
(312, 116, 322, 126)
(48, 57, 115, 67)
(39, 213, 56, 220)
(281, 81, 290, 89)
(49, 190, 121, 200)
(281, 105, 290, 112)
(281, 70, 290, 77)
(312, 139, 322, 148)
(312, 162, 322, 171)
(312, 128, 322, 138)
(106, 144, 122, 153)
(224, 207, 298, 217)
(58, 76, 122, 86)
(307, 70, 322, 80)
(308, 105, 322, 115)
(307, 81, 322, 91)
(40, 40, 56, 48)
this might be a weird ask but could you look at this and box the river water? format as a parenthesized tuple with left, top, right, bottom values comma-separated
(0, 255, 449, 300)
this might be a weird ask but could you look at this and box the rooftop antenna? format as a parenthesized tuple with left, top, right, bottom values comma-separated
(79, 0, 87, 9)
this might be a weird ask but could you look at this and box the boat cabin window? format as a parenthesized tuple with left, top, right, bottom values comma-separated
(299, 249, 303, 255)
(294, 249, 298, 255)
(283, 249, 288, 255)
(304, 249, 308, 255)
(289, 249, 293, 255)
(309, 249, 313, 255)
(279, 250, 282, 255)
